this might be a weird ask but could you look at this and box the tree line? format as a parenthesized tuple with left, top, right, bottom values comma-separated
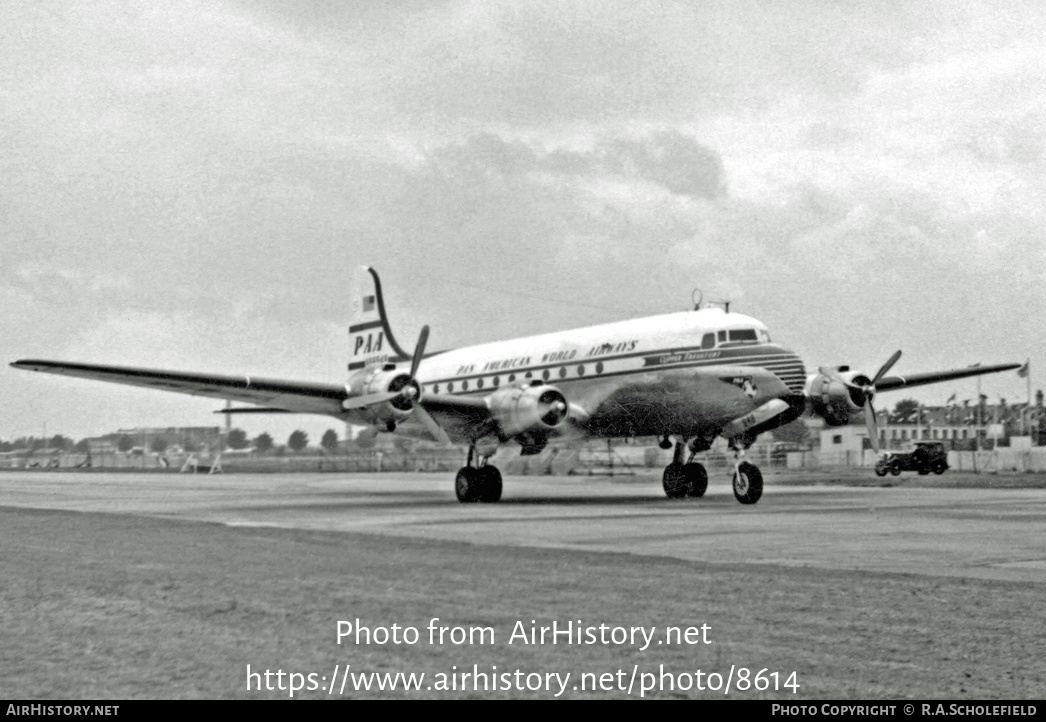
(0, 428, 379, 455)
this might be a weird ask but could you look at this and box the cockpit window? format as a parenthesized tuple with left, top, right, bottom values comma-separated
(758, 329, 771, 343)
(701, 333, 715, 349)
(727, 329, 758, 343)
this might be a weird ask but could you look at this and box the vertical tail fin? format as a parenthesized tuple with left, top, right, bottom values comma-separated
(348, 266, 411, 371)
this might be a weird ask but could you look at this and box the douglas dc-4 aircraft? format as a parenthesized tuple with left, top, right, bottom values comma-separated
(13, 267, 1020, 504)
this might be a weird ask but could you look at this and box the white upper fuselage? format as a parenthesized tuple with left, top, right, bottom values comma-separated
(397, 308, 806, 399)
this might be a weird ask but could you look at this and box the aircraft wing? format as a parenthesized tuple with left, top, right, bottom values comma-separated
(414, 394, 500, 443)
(873, 363, 1021, 392)
(9, 360, 348, 416)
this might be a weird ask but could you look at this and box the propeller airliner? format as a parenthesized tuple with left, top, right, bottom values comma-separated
(12, 267, 1020, 504)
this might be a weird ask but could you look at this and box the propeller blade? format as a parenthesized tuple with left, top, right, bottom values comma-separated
(413, 403, 452, 445)
(864, 399, 880, 455)
(871, 350, 902, 386)
(409, 325, 429, 380)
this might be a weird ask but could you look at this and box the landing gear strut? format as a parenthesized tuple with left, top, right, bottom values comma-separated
(662, 440, 709, 499)
(455, 444, 502, 503)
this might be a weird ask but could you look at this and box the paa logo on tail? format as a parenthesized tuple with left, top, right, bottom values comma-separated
(348, 268, 410, 371)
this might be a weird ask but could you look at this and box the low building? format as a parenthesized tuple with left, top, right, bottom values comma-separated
(822, 401, 1043, 453)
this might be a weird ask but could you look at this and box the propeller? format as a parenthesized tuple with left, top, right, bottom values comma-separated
(819, 350, 901, 455)
(402, 326, 451, 444)
(341, 325, 450, 443)
(388, 325, 429, 410)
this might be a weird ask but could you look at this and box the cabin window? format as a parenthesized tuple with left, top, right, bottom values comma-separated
(508, 374, 516, 383)
(492, 376, 500, 387)
(448, 382, 454, 392)
(559, 367, 567, 379)
(595, 362, 604, 374)
(477, 378, 484, 389)
(542, 369, 550, 380)
(433, 384, 440, 394)
(577, 365, 585, 376)
(832, 435, 842, 444)
(462, 380, 469, 390)
(701, 333, 715, 349)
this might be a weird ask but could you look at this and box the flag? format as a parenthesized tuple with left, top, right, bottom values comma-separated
(1018, 360, 1030, 378)
(946, 393, 956, 405)
(362, 295, 376, 312)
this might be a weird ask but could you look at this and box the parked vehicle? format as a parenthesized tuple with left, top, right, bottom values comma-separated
(875, 441, 949, 476)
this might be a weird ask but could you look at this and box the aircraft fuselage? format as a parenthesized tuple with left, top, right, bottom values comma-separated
(350, 307, 807, 440)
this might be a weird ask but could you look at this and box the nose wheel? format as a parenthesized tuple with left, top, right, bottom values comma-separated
(732, 461, 763, 504)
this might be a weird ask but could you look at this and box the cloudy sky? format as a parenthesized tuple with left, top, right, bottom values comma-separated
(2, 0, 1043, 443)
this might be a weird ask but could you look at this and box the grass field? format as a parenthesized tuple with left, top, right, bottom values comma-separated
(2, 504, 1043, 699)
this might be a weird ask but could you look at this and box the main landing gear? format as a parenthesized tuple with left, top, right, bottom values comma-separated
(455, 444, 502, 503)
(661, 436, 763, 504)
(662, 440, 708, 499)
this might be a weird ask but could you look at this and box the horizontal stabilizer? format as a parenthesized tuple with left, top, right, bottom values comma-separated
(215, 407, 292, 414)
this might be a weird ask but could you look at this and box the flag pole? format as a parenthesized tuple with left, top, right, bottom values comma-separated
(970, 370, 979, 449)
(1024, 359, 1031, 439)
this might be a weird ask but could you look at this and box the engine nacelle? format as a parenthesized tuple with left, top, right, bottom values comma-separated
(487, 382, 569, 441)
(805, 369, 873, 427)
(345, 365, 420, 429)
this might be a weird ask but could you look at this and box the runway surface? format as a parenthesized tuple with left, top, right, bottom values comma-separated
(2, 470, 1044, 583)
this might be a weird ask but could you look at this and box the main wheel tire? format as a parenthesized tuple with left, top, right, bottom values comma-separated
(732, 462, 763, 505)
(662, 462, 692, 499)
(477, 465, 503, 503)
(682, 462, 708, 498)
(455, 467, 480, 503)
(874, 464, 888, 477)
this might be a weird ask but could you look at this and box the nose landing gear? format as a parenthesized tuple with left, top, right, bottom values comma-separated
(729, 436, 763, 505)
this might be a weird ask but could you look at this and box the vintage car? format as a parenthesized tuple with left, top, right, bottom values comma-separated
(875, 441, 949, 476)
